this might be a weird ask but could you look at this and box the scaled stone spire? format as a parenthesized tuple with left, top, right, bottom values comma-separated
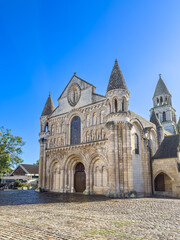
(153, 74, 171, 98)
(107, 59, 128, 92)
(41, 92, 55, 116)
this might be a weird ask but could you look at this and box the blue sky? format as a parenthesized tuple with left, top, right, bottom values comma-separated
(0, 0, 180, 164)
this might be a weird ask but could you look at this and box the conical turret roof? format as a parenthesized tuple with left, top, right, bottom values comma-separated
(153, 74, 171, 98)
(107, 59, 128, 92)
(41, 92, 55, 116)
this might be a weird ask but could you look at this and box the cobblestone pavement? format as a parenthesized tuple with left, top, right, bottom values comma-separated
(0, 191, 180, 240)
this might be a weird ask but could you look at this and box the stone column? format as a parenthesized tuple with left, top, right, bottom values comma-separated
(118, 122, 124, 192)
(84, 169, 90, 195)
(126, 123, 133, 191)
(106, 121, 116, 196)
(64, 169, 68, 192)
(67, 123, 70, 145)
(89, 168, 93, 194)
(70, 170, 75, 193)
(46, 168, 50, 190)
(122, 123, 128, 192)
(42, 139, 47, 189)
(114, 124, 120, 194)
(68, 169, 71, 192)
(60, 169, 64, 192)
(38, 139, 44, 189)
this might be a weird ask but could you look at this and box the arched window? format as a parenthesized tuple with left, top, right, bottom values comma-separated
(163, 112, 166, 122)
(92, 112, 97, 125)
(157, 98, 159, 106)
(86, 114, 90, 127)
(135, 133, 139, 154)
(90, 130, 93, 141)
(61, 121, 64, 133)
(70, 116, 81, 145)
(114, 99, 118, 112)
(107, 100, 111, 114)
(100, 110, 104, 124)
(44, 123, 48, 132)
(165, 97, 168, 104)
(51, 125, 55, 135)
(160, 96, 163, 105)
(122, 99, 125, 111)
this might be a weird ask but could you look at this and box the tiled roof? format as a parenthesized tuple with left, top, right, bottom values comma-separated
(41, 93, 55, 116)
(21, 164, 39, 174)
(107, 59, 128, 92)
(153, 135, 179, 159)
(153, 74, 171, 98)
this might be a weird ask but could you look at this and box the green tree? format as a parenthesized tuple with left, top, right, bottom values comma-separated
(0, 127, 25, 177)
(34, 159, 39, 165)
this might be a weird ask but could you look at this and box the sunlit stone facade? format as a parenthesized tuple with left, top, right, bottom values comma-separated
(38, 60, 180, 198)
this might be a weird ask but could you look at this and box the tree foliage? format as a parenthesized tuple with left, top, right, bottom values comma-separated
(0, 127, 25, 176)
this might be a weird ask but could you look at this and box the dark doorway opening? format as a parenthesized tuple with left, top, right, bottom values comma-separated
(155, 173, 165, 191)
(74, 163, 86, 192)
(154, 172, 172, 192)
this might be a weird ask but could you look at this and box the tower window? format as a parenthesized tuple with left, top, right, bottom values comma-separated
(163, 112, 166, 122)
(160, 96, 163, 105)
(45, 123, 48, 132)
(135, 133, 139, 154)
(122, 99, 125, 111)
(165, 97, 168, 104)
(157, 98, 159, 106)
(114, 99, 118, 112)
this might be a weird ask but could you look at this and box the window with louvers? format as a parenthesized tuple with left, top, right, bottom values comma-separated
(71, 116, 81, 145)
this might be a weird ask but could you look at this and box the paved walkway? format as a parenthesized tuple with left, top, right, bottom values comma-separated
(0, 190, 180, 240)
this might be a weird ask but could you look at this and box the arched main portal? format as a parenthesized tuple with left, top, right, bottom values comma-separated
(154, 172, 172, 192)
(74, 162, 86, 192)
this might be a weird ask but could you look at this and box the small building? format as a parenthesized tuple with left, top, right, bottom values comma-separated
(153, 135, 180, 198)
(2, 164, 39, 186)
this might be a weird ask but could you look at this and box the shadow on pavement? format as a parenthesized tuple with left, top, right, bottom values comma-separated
(0, 190, 110, 206)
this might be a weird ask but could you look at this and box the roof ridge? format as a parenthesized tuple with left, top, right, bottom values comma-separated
(58, 74, 95, 101)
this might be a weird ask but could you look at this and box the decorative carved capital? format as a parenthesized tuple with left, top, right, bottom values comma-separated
(127, 122, 133, 130)
(105, 121, 115, 130)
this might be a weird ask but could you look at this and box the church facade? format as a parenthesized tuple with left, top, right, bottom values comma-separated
(38, 60, 180, 198)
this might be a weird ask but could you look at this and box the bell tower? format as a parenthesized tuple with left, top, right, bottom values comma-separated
(150, 74, 177, 134)
(105, 59, 133, 197)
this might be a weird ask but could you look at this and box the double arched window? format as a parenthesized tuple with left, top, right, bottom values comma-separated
(71, 116, 81, 145)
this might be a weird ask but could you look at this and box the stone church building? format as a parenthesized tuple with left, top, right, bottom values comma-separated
(38, 60, 180, 198)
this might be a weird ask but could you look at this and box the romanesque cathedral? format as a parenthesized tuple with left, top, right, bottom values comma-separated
(38, 60, 180, 198)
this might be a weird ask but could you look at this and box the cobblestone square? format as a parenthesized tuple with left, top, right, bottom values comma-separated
(0, 190, 180, 240)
